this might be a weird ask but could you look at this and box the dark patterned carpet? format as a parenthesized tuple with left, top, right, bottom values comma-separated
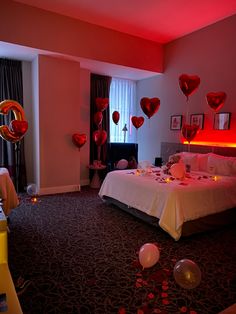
(7, 186, 236, 314)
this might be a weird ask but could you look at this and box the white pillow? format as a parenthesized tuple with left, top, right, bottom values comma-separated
(197, 153, 210, 172)
(174, 152, 199, 171)
(207, 153, 236, 176)
(116, 159, 128, 170)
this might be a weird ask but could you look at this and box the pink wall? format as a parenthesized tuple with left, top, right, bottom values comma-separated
(38, 55, 81, 193)
(79, 68, 91, 186)
(1, 0, 163, 73)
(137, 14, 236, 162)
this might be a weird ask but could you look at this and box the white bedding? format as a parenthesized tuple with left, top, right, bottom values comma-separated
(99, 169, 236, 240)
(0, 168, 19, 216)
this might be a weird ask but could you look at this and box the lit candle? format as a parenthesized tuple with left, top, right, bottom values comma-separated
(31, 196, 38, 203)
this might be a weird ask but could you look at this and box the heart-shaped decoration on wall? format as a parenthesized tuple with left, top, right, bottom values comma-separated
(92, 129, 107, 146)
(206, 92, 227, 112)
(140, 97, 160, 119)
(181, 124, 199, 143)
(72, 133, 87, 149)
(179, 74, 200, 100)
(10, 120, 28, 137)
(131, 116, 144, 129)
(95, 98, 109, 112)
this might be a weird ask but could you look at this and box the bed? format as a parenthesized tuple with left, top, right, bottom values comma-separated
(99, 146, 236, 240)
(0, 168, 19, 216)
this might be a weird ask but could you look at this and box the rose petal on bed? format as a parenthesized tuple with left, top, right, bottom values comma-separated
(179, 182, 188, 186)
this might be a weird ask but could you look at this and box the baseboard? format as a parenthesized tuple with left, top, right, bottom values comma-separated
(39, 184, 81, 195)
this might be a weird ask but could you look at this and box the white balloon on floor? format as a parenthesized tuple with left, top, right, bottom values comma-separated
(138, 243, 160, 269)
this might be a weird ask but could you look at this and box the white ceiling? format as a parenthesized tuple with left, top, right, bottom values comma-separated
(2, 0, 236, 79)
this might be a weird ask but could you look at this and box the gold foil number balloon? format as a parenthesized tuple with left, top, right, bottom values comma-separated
(0, 100, 28, 143)
(174, 259, 201, 289)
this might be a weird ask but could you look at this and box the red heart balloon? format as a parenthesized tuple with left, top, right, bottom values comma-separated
(112, 111, 120, 125)
(92, 130, 107, 146)
(72, 133, 87, 149)
(131, 116, 144, 129)
(95, 98, 109, 112)
(94, 111, 103, 127)
(206, 92, 227, 112)
(140, 97, 160, 119)
(10, 120, 28, 137)
(181, 124, 199, 143)
(179, 74, 200, 99)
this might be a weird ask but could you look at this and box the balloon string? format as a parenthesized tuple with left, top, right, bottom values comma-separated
(186, 98, 189, 124)
(188, 143, 190, 152)
(212, 112, 216, 153)
(78, 149, 80, 190)
(97, 146, 101, 161)
(15, 141, 21, 193)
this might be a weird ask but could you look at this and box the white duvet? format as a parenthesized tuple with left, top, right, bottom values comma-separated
(99, 169, 236, 240)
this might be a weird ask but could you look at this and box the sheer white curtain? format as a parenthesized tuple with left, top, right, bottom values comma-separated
(109, 77, 136, 143)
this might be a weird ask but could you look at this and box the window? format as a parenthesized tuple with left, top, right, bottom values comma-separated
(109, 77, 136, 143)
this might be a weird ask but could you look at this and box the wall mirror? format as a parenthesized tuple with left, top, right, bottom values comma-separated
(214, 112, 231, 130)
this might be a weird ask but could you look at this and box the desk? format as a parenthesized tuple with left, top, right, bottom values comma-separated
(88, 165, 106, 188)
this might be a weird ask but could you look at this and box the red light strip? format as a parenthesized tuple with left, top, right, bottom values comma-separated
(183, 141, 236, 148)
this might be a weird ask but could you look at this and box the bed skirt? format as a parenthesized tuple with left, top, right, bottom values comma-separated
(102, 196, 236, 238)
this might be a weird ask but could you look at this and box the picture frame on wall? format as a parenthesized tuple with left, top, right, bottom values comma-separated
(190, 113, 204, 130)
(170, 115, 182, 130)
(214, 112, 231, 130)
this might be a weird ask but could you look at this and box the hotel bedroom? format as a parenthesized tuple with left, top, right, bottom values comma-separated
(0, 1, 236, 313)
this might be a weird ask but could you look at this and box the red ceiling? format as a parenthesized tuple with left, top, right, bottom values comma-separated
(14, 0, 236, 43)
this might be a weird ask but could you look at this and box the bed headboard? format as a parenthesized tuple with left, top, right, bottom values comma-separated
(161, 142, 236, 163)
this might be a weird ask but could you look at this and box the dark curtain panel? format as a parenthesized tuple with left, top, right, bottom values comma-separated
(0, 58, 27, 192)
(90, 73, 112, 165)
